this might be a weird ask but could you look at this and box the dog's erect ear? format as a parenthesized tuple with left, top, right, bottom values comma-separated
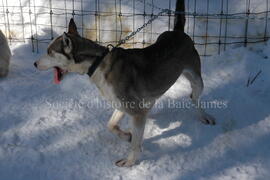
(68, 18, 78, 35)
(63, 32, 72, 54)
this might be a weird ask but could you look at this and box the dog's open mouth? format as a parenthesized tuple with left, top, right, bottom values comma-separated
(54, 67, 67, 84)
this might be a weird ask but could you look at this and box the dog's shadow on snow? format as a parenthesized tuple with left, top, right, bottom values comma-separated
(140, 56, 270, 167)
(143, 97, 218, 158)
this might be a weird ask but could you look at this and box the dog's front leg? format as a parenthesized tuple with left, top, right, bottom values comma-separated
(116, 114, 146, 167)
(107, 110, 132, 142)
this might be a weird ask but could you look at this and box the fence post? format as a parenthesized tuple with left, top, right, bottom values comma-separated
(81, 0, 84, 37)
(64, 0, 67, 31)
(143, 0, 146, 47)
(218, 0, 224, 55)
(5, 0, 11, 44)
(119, 0, 123, 41)
(150, 0, 154, 44)
(224, 0, 229, 51)
(264, 0, 269, 42)
(33, 0, 39, 53)
(186, 0, 190, 34)
(1, 0, 7, 38)
(132, 0, 135, 47)
(19, 0, 25, 43)
(244, 0, 251, 47)
(49, 0, 54, 40)
(95, 0, 98, 42)
(168, 0, 172, 31)
(204, 0, 210, 56)
(192, 0, 197, 42)
(28, 0, 34, 52)
(72, 0, 75, 19)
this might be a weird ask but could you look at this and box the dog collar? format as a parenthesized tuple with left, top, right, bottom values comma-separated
(87, 48, 109, 77)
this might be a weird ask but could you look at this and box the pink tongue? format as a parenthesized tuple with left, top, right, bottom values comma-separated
(54, 68, 61, 84)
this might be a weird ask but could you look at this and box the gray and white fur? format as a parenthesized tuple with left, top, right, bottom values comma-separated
(34, 0, 215, 167)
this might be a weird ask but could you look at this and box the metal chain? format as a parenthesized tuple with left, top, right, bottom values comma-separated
(115, 8, 169, 47)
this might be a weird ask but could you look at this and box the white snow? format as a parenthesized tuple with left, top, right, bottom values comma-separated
(0, 38, 270, 180)
(1, 0, 270, 179)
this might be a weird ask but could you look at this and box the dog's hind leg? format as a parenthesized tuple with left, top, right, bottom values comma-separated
(116, 113, 146, 167)
(107, 110, 132, 142)
(183, 69, 216, 125)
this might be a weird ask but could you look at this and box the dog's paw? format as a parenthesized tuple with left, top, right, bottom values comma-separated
(115, 159, 135, 167)
(200, 113, 216, 125)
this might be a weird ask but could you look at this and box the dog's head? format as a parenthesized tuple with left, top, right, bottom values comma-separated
(34, 18, 104, 84)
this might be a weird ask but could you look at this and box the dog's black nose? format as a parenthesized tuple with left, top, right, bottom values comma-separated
(34, 62, 37, 68)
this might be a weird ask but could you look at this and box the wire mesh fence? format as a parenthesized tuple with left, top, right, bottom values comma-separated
(0, 0, 269, 56)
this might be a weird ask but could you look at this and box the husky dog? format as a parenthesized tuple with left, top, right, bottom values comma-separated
(34, 0, 215, 167)
(0, 30, 11, 77)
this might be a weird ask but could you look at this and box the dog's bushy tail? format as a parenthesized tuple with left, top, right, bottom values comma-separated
(173, 0, 186, 32)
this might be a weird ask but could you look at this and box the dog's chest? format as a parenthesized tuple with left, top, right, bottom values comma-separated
(91, 68, 121, 107)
